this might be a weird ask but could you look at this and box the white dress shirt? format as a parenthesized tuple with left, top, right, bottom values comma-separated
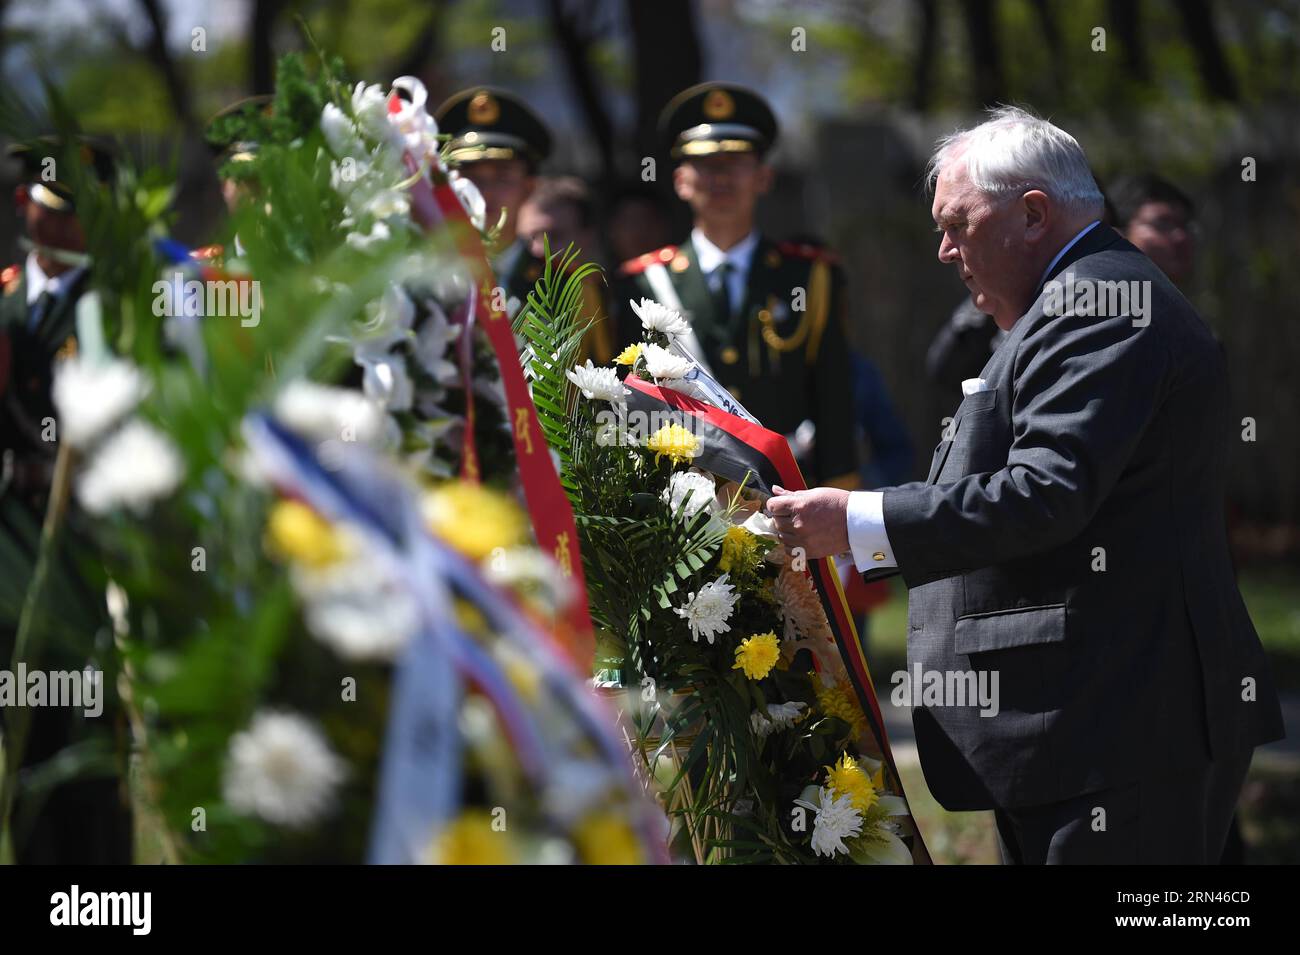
(691, 227, 759, 313)
(25, 253, 85, 331)
(25, 252, 80, 305)
(844, 219, 1104, 573)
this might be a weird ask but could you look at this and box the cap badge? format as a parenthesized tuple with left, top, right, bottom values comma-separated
(702, 89, 734, 121)
(468, 91, 500, 125)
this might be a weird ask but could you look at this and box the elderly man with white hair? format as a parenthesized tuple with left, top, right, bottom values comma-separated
(768, 106, 1283, 864)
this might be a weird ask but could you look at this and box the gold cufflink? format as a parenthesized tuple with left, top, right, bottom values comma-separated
(872, 551, 886, 562)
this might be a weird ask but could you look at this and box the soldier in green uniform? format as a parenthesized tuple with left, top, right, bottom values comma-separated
(615, 83, 858, 488)
(0, 137, 133, 863)
(435, 87, 551, 312)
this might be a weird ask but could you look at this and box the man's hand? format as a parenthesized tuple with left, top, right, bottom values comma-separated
(764, 485, 851, 559)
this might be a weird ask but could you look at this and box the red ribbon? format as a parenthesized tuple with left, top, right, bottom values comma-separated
(385, 95, 594, 667)
(623, 377, 906, 791)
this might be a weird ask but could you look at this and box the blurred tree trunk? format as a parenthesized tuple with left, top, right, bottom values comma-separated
(389, 1, 451, 82)
(1173, 0, 1239, 100)
(547, 0, 616, 188)
(626, 0, 702, 173)
(251, 0, 288, 94)
(1108, 0, 1149, 85)
(136, 0, 198, 133)
(1029, 0, 1065, 98)
(960, 0, 1005, 109)
(910, 0, 939, 112)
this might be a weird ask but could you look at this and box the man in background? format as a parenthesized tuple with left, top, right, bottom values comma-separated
(517, 176, 616, 364)
(436, 87, 552, 308)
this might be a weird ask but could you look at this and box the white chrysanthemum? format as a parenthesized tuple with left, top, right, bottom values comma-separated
(76, 419, 183, 516)
(52, 357, 147, 447)
(795, 787, 863, 858)
(640, 342, 693, 380)
(750, 700, 808, 738)
(674, 573, 739, 644)
(293, 553, 420, 661)
(566, 360, 630, 403)
(222, 711, 348, 828)
(450, 171, 487, 231)
(662, 470, 716, 519)
(630, 298, 691, 341)
(275, 381, 385, 445)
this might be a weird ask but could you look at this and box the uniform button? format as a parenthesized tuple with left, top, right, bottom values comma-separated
(872, 551, 887, 562)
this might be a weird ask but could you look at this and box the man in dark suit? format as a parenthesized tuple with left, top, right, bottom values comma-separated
(767, 106, 1283, 863)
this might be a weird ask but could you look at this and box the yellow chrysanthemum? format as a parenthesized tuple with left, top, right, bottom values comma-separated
(718, 525, 759, 574)
(422, 481, 527, 560)
(825, 753, 879, 813)
(732, 632, 781, 681)
(426, 810, 516, 865)
(615, 342, 644, 366)
(645, 423, 699, 466)
(265, 499, 349, 567)
(574, 812, 643, 865)
(815, 679, 867, 738)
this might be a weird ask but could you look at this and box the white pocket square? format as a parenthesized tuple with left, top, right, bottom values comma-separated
(961, 377, 990, 397)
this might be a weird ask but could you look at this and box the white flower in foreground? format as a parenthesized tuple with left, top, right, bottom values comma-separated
(293, 555, 420, 662)
(566, 360, 629, 403)
(450, 171, 487, 231)
(222, 711, 348, 828)
(346, 220, 392, 252)
(674, 573, 739, 644)
(795, 787, 863, 858)
(76, 419, 183, 516)
(351, 81, 405, 153)
(631, 298, 691, 341)
(52, 357, 146, 447)
(357, 353, 414, 413)
(662, 470, 716, 519)
(750, 700, 807, 738)
(641, 342, 692, 380)
(275, 381, 385, 445)
(413, 300, 461, 386)
(320, 102, 364, 159)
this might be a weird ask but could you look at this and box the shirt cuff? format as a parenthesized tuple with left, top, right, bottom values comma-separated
(846, 490, 898, 573)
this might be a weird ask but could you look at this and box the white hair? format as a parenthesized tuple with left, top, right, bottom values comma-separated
(926, 105, 1104, 216)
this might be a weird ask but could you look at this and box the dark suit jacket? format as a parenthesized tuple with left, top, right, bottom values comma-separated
(873, 225, 1284, 810)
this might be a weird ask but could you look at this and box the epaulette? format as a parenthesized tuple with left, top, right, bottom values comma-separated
(776, 241, 840, 267)
(1, 264, 20, 295)
(619, 245, 678, 277)
(191, 244, 224, 262)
